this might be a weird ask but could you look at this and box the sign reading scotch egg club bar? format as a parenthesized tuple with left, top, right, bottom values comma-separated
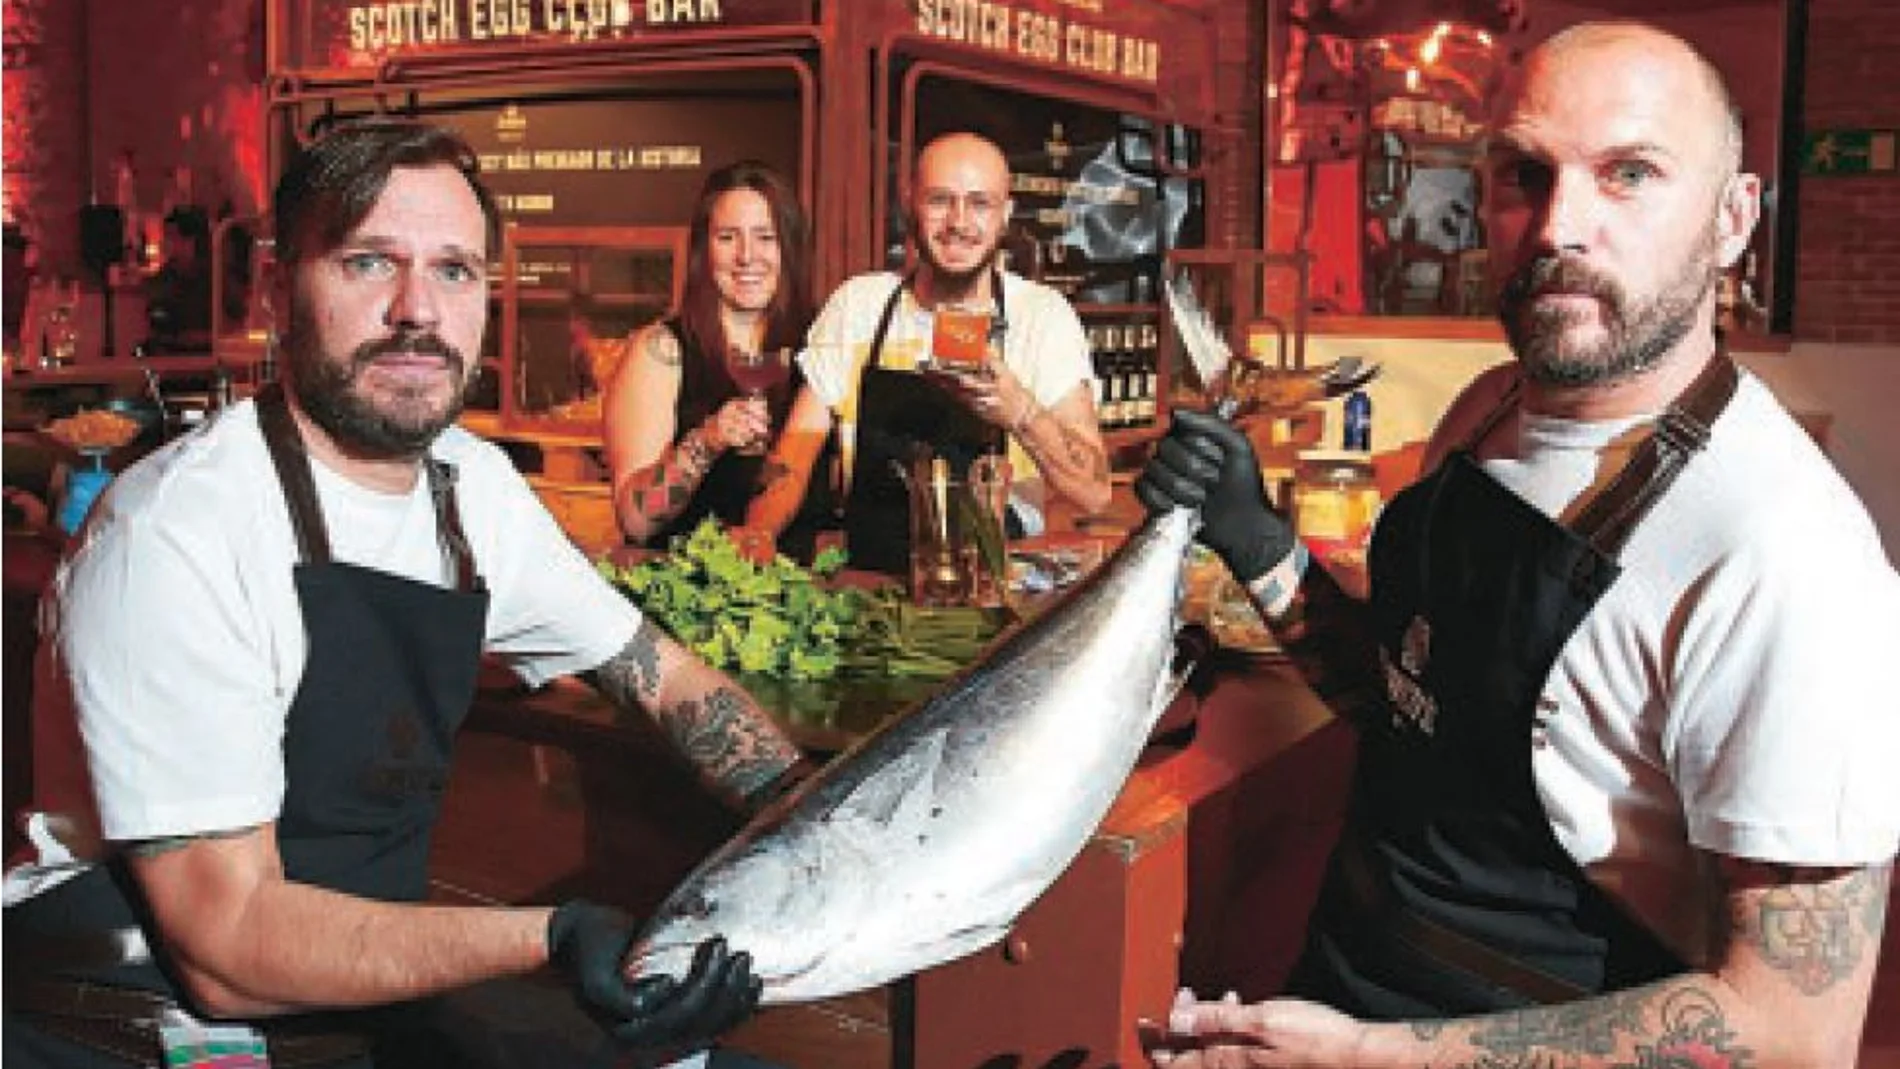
(292, 0, 1176, 89)
(907, 0, 1163, 85)
(293, 0, 814, 68)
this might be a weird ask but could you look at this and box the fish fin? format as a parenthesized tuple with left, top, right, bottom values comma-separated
(1142, 632, 1199, 733)
(833, 730, 947, 830)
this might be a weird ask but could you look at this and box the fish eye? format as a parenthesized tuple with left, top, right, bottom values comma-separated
(684, 890, 717, 920)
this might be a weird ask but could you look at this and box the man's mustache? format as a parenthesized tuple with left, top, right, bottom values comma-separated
(1501, 255, 1621, 309)
(350, 331, 466, 377)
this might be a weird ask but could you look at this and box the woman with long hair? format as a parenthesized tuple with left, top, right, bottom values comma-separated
(603, 160, 816, 550)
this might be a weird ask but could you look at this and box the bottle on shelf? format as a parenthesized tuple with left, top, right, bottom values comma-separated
(1087, 325, 1109, 427)
(1343, 388, 1372, 451)
(1098, 325, 1125, 430)
(1109, 323, 1131, 430)
(1133, 322, 1159, 427)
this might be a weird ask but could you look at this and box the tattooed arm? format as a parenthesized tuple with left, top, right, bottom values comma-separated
(743, 384, 835, 542)
(604, 325, 762, 544)
(1147, 859, 1890, 1069)
(1007, 382, 1113, 516)
(583, 619, 812, 812)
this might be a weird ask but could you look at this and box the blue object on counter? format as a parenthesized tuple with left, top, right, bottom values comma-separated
(1343, 389, 1373, 451)
(58, 456, 112, 535)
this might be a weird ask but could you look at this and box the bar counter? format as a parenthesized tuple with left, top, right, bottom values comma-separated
(440, 629, 1355, 1068)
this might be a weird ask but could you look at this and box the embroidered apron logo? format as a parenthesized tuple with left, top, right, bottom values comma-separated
(1381, 614, 1439, 735)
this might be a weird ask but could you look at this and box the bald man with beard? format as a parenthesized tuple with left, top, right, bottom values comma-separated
(1137, 21, 1897, 1068)
(745, 131, 1110, 576)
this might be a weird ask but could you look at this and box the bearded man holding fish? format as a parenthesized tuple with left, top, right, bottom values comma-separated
(1137, 21, 1898, 1069)
(4, 120, 802, 1067)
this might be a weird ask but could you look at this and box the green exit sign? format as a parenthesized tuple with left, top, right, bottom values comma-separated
(1801, 129, 1898, 176)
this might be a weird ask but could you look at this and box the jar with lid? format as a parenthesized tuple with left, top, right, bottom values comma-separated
(1291, 450, 1382, 570)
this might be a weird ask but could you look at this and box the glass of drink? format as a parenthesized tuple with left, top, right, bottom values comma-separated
(930, 305, 992, 371)
(727, 347, 789, 455)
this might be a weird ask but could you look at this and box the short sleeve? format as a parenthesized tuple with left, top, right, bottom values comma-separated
(1005, 282, 1095, 408)
(54, 510, 286, 841)
(798, 284, 858, 411)
(454, 441, 643, 686)
(1668, 541, 1900, 865)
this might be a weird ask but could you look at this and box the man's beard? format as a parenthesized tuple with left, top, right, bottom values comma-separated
(913, 211, 1000, 297)
(1497, 231, 1719, 388)
(285, 321, 470, 460)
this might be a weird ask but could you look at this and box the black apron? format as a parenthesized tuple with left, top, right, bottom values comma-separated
(6, 383, 490, 1066)
(843, 270, 1007, 576)
(1287, 353, 1739, 1018)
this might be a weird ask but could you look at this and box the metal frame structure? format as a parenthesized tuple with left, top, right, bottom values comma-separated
(263, 0, 1230, 440)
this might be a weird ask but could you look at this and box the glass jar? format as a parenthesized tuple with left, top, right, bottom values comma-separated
(1292, 451, 1381, 567)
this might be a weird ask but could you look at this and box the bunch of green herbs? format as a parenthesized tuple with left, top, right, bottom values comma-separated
(597, 519, 994, 682)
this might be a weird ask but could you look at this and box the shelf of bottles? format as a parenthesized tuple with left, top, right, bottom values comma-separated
(1085, 310, 1165, 445)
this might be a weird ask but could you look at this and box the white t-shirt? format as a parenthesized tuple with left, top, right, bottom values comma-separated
(797, 270, 1096, 490)
(1478, 370, 1900, 965)
(6, 400, 641, 902)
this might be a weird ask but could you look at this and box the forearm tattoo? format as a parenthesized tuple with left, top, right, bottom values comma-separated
(1734, 863, 1888, 995)
(1454, 983, 1751, 1069)
(1271, 562, 1391, 732)
(589, 621, 665, 709)
(124, 825, 259, 858)
(1019, 411, 1108, 484)
(1396, 870, 1886, 1068)
(654, 685, 802, 805)
(624, 430, 715, 531)
(587, 623, 802, 805)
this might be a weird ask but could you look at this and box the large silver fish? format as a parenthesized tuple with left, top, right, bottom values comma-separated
(625, 507, 1198, 1004)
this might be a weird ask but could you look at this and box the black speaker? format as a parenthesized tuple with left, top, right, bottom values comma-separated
(79, 205, 126, 278)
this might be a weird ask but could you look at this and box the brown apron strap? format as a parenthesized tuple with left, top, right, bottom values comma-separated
(255, 384, 480, 590)
(1338, 836, 1590, 1005)
(256, 382, 333, 566)
(1459, 376, 1524, 455)
(425, 458, 480, 594)
(1570, 351, 1739, 556)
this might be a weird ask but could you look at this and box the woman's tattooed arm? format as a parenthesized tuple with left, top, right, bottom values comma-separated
(612, 330, 723, 543)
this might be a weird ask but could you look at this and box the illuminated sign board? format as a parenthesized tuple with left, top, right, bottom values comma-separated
(287, 0, 814, 67)
(283, 0, 1201, 96)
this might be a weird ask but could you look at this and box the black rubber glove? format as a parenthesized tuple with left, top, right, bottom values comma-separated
(548, 900, 763, 1049)
(1134, 408, 1294, 584)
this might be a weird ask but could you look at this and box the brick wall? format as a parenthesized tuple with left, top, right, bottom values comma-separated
(1795, 0, 1900, 344)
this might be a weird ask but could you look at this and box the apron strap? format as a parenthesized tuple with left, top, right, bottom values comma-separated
(1458, 377, 1523, 454)
(1335, 834, 1591, 1005)
(255, 383, 481, 589)
(864, 273, 913, 373)
(1570, 351, 1739, 556)
(256, 382, 333, 566)
(425, 458, 481, 594)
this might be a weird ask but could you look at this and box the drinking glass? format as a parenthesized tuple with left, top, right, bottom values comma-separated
(727, 347, 789, 455)
(929, 305, 992, 371)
